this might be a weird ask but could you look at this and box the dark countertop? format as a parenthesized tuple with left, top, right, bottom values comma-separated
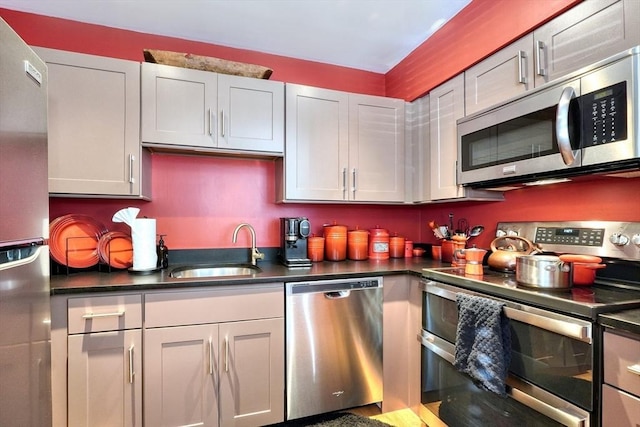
(600, 309, 640, 336)
(50, 256, 443, 295)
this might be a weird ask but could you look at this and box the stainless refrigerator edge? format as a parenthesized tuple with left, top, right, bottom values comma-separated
(0, 17, 52, 426)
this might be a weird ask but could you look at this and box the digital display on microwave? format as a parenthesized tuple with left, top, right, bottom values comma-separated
(593, 88, 613, 100)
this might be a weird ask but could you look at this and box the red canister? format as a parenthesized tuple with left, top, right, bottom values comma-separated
(369, 227, 389, 260)
(389, 235, 405, 258)
(307, 235, 325, 262)
(347, 227, 369, 260)
(323, 223, 347, 261)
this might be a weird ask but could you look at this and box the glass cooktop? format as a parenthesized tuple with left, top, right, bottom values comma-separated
(422, 266, 640, 320)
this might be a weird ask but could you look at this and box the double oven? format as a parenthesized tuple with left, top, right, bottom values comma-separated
(419, 221, 640, 427)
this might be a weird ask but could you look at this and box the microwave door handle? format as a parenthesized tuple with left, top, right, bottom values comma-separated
(556, 86, 578, 166)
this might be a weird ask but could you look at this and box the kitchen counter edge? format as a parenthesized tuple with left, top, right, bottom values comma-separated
(50, 257, 442, 295)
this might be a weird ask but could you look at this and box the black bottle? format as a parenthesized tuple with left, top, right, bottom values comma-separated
(157, 234, 169, 269)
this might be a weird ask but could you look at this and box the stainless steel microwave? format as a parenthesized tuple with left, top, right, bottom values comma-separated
(457, 46, 640, 189)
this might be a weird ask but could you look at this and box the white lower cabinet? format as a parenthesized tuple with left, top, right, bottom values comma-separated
(143, 285, 285, 427)
(144, 319, 284, 427)
(144, 325, 219, 427)
(68, 330, 142, 427)
(52, 286, 284, 427)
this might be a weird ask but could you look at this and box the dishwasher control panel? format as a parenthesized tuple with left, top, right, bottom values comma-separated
(286, 276, 383, 295)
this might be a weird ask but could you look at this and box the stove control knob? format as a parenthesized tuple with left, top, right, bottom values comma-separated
(496, 229, 507, 237)
(609, 233, 630, 246)
(632, 234, 640, 247)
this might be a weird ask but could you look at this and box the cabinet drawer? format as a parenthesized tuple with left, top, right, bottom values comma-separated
(68, 294, 142, 334)
(145, 284, 284, 328)
(602, 384, 640, 425)
(604, 331, 640, 396)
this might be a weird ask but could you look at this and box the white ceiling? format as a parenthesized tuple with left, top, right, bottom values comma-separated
(0, 0, 470, 73)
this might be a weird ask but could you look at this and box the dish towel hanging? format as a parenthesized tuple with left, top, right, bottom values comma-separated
(454, 294, 511, 396)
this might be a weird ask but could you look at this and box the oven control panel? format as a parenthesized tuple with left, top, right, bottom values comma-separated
(496, 221, 640, 260)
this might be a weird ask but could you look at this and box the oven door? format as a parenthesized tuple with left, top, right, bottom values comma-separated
(421, 280, 591, 427)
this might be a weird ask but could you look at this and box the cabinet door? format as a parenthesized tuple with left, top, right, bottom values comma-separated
(219, 318, 284, 427)
(144, 324, 219, 427)
(465, 35, 534, 116)
(429, 74, 465, 200)
(217, 74, 284, 154)
(141, 62, 217, 148)
(284, 84, 349, 201)
(534, 0, 640, 86)
(67, 330, 142, 427)
(35, 48, 146, 197)
(409, 95, 430, 203)
(348, 94, 405, 202)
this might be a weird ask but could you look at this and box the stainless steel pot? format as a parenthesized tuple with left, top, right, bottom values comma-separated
(515, 255, 571, 289)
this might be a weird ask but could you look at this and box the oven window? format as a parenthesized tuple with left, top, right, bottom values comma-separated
(510, 320, 592, 410)
(421, 344, 564, 426)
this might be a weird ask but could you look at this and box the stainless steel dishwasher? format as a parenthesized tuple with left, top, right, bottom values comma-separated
(285, 276, 383, 420)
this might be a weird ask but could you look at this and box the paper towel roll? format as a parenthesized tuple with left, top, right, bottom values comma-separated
(131, 218, 157, 270)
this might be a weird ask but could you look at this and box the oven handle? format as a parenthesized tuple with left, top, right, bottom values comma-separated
(421, 280, 592, 343)
(419, 330, 589, 427)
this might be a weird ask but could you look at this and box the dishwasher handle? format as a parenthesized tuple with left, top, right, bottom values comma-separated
(325, 290, 350, 299)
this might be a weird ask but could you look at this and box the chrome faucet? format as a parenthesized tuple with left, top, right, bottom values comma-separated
(232, 223, 264, 266)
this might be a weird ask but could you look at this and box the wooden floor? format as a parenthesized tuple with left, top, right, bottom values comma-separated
(348, 405, 427, 426)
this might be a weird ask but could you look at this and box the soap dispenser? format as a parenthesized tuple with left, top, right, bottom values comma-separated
(157, 234, 169, 269)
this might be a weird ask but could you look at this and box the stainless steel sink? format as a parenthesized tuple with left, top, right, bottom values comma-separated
(169, 263, 261, 279)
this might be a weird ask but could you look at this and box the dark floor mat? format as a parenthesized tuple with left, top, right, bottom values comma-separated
(269, 412, 392, 427)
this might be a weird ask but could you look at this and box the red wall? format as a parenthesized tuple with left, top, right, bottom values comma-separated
(3, 5, 639, 251)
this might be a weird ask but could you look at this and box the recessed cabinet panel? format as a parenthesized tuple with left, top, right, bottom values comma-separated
(465, 35, 534, 116)
(534, 0, 640, 86)
(219, 318, 285, 427)
(68, 330, 142, 427)
(217, 74, 284, 153)
(35, 48, 149, 198)
(141, 63, 217, 148)
(283, 84, 349, 201)
(430, 75, 465, 200)
(349, 95, 405, 202)
(144, 325, 218, 427)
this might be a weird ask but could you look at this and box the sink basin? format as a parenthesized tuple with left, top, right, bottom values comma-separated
(170, 264, 261, 279)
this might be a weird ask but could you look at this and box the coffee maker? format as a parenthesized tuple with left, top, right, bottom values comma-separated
(279, 217, 312, 267)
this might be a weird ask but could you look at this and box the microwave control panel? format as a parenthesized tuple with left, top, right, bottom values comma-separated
(581, 81, 627, 146)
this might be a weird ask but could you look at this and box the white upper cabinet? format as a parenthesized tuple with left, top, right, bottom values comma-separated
(465, 0, 640, 116)
(35, 48, 151, 199)
(464, 35, 534, 116)
(348, 93, 405, 202)
(141, 62, 284, 155)
(279, 83, 405, 203)
(429, 75, 465, 201)
(217, 74, 284, 153)
(533, 0, 640, 87)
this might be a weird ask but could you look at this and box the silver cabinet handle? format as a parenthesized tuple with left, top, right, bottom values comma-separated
(536, 40, 546, 77)
(628, 364, 640, 376)
(128, 345, 134, 384)
(224, 336, 229, 373)
(128, 154, 135, 184)
(208, 108, 213, 136)
(351, 168, 356, 197)
(342, 168, 347, 199)
(517, 50, 526, 84)
(208, 338, 214, 375)
(221, 109, 225, 137)
(82, 311, 124, 319)
(556, 86, 578, 166)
